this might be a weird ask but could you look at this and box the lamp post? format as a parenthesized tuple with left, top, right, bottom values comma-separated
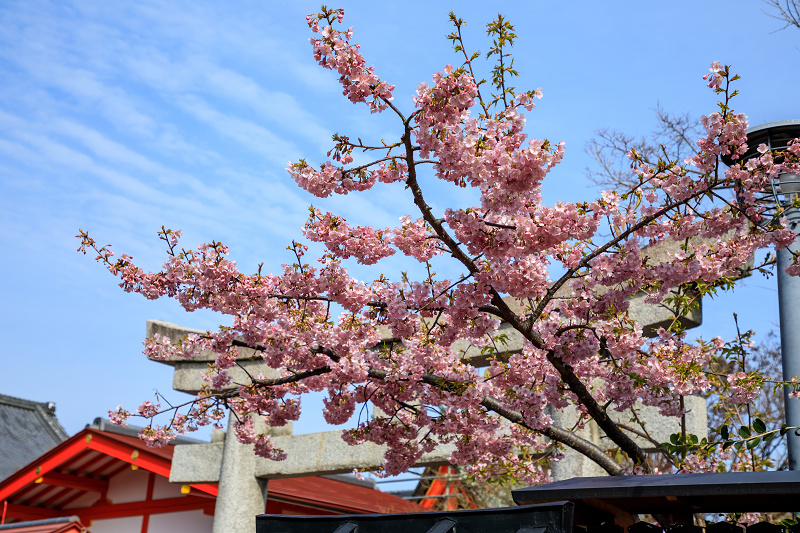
(722, 120, 800, 471)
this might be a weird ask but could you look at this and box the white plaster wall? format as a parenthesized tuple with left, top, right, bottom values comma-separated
(61, 490, 99, 510)
(106, 467, 148, 503)
(149, 509, 213, 532)
(87, 516, 143, 533)
(151, 474, 183, 499)
(56, 458, 215, 532)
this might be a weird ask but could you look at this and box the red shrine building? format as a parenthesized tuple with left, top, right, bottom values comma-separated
(0, 395, 421, 532)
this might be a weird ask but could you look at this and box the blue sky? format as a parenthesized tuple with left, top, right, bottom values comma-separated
(1, 0, 798, 440)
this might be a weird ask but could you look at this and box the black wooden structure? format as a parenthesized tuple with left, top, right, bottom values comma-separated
(513, 471, 800, 530)
(256, 471, 800, 533)
(257, 502, 574, 533)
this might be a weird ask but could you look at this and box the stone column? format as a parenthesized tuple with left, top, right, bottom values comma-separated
(212, 414, 268, 533)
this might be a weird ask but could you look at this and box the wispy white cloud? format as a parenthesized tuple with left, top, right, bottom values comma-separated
(176, 94, 303, 165)
(199, 64, 333, 147)
(50, 119, 234, 204)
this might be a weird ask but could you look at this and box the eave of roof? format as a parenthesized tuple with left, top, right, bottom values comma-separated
(0, 427, 422, 523)
(512, 470, 800, 526)
(269, 476, 424, 514)
(0, 516, 86, 533)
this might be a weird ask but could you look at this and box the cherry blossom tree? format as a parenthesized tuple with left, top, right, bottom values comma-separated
(78, 7, 800, 483)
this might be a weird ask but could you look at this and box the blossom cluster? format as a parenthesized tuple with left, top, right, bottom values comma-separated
(306, 7, 394, 113)
(302, 209, 441, 264)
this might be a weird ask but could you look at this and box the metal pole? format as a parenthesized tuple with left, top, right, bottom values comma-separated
(776, 211, 800, 522)
(777, 217, 800, 471)
(720, 121, 800, 473)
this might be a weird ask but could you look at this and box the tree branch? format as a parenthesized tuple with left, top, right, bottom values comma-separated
(480, 396, 626, 476)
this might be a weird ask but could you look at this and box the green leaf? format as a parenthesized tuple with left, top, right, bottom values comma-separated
(738, 426, 751, 438)
(753, 418, 766, 434)
(734, 440, 744, 452)
(722, 440, 733, 451)
(746, 436, 761, 449)
(720, 425, 729, 440)
(670, 433, 680, 445)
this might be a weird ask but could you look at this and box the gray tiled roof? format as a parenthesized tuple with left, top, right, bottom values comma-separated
(0, 394, 69, 479)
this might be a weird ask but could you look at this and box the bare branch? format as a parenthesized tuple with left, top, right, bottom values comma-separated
(585, 106, 702, 190)
(763, 0, 800, 30)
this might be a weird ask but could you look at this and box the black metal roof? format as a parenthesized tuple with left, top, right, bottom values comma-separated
(0, 394, 69, 479)
(257, 502, 574, 533)
(512, 471, 800, 522)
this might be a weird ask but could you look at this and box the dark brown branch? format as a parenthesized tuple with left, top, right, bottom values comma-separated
(402, 135, 479, 278)
(240, 344, 626, 474)
(617, 422, 668, 451)
(361, 356, 627, 475)
(483, 221, 517, 230)
(252, 366, 332, 387)
(530, 189, 717, 326)
(477, 304, 504, 318)
(480, 396, 626, 476)
(341, 155, 402, 175)
(543, 351, 652, 470)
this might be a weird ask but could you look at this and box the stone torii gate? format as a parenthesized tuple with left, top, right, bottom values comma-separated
(148, 239, 731, 531)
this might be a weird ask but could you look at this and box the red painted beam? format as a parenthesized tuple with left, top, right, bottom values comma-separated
(140, 472, 156, 533)
(84, 433, 172, 478)
(103, 461, 133, 481)
(41, 472, 108, 493)
(72, 496, 213, 521)
(421, 466, 450, 509)
(39, 486, 74, 508)
(188, 483, 218, 497)
(69, 453, 115, 477)
(0, 436, 93, 501)
(1, 502, 60, 521)
(82, 433, 217, 496)
(57, 449, 95, 472)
